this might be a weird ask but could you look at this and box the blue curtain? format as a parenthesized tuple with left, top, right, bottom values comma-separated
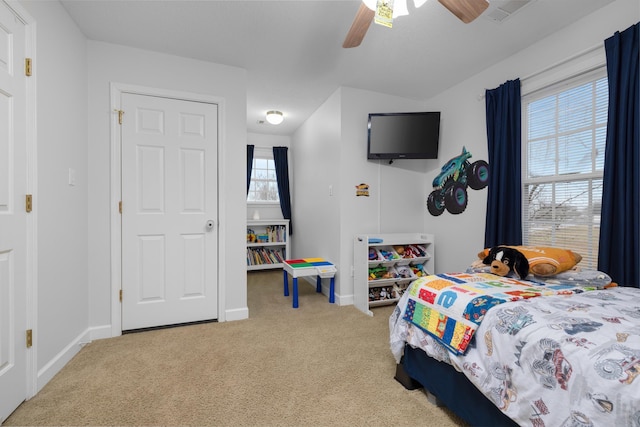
(247, 145, 254, 196)
(484, 79, 522, 248)
(598, 23, 639, 288)
(273, 147, 293, 234)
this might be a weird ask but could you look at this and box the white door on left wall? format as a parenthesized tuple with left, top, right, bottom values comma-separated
(120, 93, 219, 331)
(0, 1, 28, 422)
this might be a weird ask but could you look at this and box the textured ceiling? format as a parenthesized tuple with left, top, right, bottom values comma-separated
(61, 0, 615, 135)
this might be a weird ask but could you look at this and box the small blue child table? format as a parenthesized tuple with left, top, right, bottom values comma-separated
(282, 258, 336, 308)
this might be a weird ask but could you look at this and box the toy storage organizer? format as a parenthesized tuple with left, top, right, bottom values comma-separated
(353, 233, 434, 316)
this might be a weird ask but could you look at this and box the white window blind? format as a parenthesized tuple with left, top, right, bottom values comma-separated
(247, 154, 280, 203)
(522, 68, 607, 269)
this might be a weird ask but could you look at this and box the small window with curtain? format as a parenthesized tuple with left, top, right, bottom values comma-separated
(522, 68, 607, 269)
(248, 153, 280, 203)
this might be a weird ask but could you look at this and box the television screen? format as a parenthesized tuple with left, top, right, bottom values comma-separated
(367, 112, 440, 160)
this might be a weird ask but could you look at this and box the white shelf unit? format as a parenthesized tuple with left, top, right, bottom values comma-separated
(354, 233, 434, 316)
(246, 219, 289, 271)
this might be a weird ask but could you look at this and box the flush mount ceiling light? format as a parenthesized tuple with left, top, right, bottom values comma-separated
(266, 110, 284, 125)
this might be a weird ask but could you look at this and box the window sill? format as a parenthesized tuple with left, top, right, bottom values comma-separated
(247, 201, 280, 207)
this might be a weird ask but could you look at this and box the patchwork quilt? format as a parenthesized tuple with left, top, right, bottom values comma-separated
(402, 272, 593, 355)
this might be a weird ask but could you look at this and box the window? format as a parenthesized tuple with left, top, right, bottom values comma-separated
(247, 155, 280, 203)
(522, 69, 607, 269)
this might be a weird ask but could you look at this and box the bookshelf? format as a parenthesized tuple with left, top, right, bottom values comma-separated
(246, 220, 289, 271)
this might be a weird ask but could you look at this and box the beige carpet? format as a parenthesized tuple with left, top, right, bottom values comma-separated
(4, 270, 466, 426)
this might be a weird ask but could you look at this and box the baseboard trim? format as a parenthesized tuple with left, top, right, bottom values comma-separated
(225, 307, 248, 321)
(36, 328, 90, 393)
(336, 293, 353, 306)
(88, 324, 113, 341)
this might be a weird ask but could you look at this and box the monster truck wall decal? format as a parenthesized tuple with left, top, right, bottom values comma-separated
(427, 146, 489, 216)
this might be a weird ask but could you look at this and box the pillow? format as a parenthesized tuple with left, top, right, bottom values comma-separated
(478, 246, 582, 277)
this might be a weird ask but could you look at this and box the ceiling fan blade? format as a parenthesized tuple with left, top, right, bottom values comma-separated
(438, 0, 489, 23)
(342, 3, 375, 48)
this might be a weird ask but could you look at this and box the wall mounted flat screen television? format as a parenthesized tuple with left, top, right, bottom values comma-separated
(367, 112, 440, 160)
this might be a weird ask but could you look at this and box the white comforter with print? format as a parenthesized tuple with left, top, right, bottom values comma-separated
(390, 286, 640, 427)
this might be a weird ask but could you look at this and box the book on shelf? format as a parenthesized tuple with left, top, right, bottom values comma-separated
(247, 224, 288, 244)
(263, 225, 287, 243)
(246, 247, 286, 266)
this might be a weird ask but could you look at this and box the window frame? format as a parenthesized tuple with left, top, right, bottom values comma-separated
(247, 147, 280, 206)
(521, 66, 607, 269)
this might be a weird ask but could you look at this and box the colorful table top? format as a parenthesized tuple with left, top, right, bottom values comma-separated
(283, 258, 336, 278)
(284, 258, 333, 268)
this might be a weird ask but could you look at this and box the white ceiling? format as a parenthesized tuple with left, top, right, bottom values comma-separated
(60, 0, 615, 135)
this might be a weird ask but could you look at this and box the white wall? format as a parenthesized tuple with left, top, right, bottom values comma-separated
(421, 0, 639, 274)
(87, 41, 249, 327)
(292, 88, 429, 303)
(291, 90, 342, 270)
(18, 1, 251, 390)
(20, 0, 89, 384)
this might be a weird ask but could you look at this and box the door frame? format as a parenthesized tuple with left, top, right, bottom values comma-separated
(2, 0, 38, 400)
(109, 83, 226, 336)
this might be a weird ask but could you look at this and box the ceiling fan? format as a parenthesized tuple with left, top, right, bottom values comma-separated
(343, 0, 490, 48)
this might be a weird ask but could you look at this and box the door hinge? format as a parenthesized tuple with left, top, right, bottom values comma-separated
(119, 201, 122, 214)
(25, 58, 32, 76)
(119, 289, 123, 302)
(114, 109, 124, 125)
(26, 329, 33, 348)
(25, 194, 33, 213)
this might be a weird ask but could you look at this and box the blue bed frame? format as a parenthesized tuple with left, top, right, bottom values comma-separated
(399, 344, 518, 427)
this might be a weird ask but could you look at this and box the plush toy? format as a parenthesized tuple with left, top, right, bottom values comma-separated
(482, 246, 530, 279)
(479, 246, 582, 277)
(379, 249, 398, 260)
(411, 264, 426, 277)
(369, 266, 393, 280)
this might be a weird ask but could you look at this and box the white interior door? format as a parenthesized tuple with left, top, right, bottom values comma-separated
(121, 93, 219, 330)
(0, 1, 27, 421)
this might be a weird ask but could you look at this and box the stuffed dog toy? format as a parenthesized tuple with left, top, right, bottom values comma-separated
(478, 246, 582, 276)
(482, 246, 530, 279)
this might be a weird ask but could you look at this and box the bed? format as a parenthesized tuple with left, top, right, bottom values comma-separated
(389, 268, 640, 427)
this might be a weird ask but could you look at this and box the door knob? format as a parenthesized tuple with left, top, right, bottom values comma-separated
(205, 220, 215, 231)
